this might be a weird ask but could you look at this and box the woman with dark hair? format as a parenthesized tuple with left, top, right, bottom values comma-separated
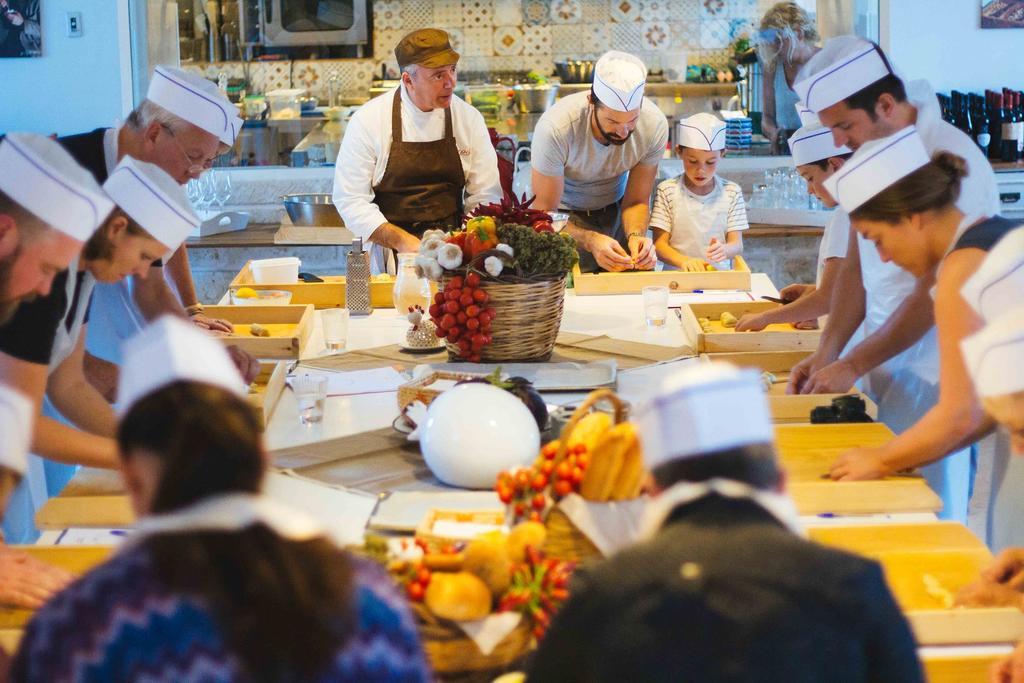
(10, 316, 431, 682)
(822, 127, 1022, 543)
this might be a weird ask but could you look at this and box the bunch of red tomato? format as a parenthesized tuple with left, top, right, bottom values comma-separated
(428, 271, 496, 362)
(495, 441, 590, 524)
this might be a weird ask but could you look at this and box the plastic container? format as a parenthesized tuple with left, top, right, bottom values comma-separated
(266, 89, 304, 119)
(250, 257, 300, 284)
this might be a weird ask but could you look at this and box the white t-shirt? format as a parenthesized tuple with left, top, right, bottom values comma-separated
(0, 384, 32, 476)
(649, 175, 749, 264)
(817, 208, 850, 285)
(531, 92, 668, 211)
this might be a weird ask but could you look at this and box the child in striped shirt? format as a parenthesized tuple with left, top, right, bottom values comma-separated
(650, 113, 748, 271)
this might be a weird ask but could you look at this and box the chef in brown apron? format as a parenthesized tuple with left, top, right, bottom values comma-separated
(333, 29, 502, 273)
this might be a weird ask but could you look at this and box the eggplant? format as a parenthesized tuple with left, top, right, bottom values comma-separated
(455, 370, 549, 431)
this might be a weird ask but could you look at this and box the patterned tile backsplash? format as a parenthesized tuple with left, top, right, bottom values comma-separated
(185, 0, 774, 101)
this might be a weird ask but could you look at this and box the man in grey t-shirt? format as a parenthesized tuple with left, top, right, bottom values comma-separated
(531, 50, 669, 272)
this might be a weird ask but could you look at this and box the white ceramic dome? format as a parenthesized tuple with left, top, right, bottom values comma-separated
(419, 383, 540, 489)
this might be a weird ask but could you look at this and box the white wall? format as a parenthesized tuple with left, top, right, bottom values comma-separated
(883, 0, 1023, 94)
(0, 1, 131, 136)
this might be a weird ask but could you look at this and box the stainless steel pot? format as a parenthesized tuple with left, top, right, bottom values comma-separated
(282, 193, 344, 227)
(554, 60, 595, 84)
(513, 84, 558, 113)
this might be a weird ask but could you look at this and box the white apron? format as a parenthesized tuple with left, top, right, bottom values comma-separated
(4, 262, 96, 542)
(855, 234, 972, 523)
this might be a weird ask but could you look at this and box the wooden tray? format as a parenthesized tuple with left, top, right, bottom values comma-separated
(808, 522, 986, 557)
(775, 423, 897, 482)
(229, 260, 405, 308)
(767, 392, 878, 423)
(0, 546, 112, 631)
(397, 371, 485, 410)
(204, 304, 314, 360)
(415, 508, 507, 547)
(788, 480, 941, 515)
(923, 650, 1011, 683)
(247, 360, 288, 428)
(681, 302, 822, 353)
(35, 495, 134, 530)
(571, 256, 752, 295)
(700, 350, 816, 394)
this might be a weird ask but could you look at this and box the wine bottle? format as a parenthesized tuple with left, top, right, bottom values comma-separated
(1015, 91, 1024, 160)
(973, 95, 992, 157)
(990, 92, 1006, 161)
(1001, 88, 1020, 163)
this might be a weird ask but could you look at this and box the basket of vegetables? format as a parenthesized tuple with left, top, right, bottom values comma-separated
(414, 195, 578, 363)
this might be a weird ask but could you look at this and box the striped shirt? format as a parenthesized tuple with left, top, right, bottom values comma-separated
(650, 175, 749, 264)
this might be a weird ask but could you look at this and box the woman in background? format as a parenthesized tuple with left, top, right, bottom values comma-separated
(757, 2, 820, 154)
(11, 317, 431, 683)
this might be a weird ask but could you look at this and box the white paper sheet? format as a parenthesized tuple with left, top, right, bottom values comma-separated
(289, 367, 406, 396)
(54, 527, 131, 546)
(413, 360, 617, 391)
(264, 470, 379, 546)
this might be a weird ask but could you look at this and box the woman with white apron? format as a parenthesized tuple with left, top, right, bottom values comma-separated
(1, 156, 200, 542)
(824, 128, 1019, 544)
(10, 317, 432, 682)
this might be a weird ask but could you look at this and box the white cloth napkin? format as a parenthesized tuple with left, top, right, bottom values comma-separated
(456, 612, 524, 655)
(555, 493, 650, 556)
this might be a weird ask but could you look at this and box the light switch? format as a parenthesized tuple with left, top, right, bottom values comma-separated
(66, 12, 82, 37)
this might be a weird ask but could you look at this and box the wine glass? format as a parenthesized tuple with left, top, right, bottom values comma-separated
(212, 171, 232, 210)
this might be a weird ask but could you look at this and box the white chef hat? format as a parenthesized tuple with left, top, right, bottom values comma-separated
(961, 305, 1024, 398)
(103, 156, 199, 258)
(676, 113, 727, 151)
(0, 384, 33, 475)
(961, 227, 1024, 323)
(118, 315, 245, 414)
(147, 66, 242, 146)
(789, 123, 852, 167)
(0, 133, 114, 242)
(794, 36, 894, 114)
(795, 101, 818, 127)
(824, 126, 929, 213)
(635, 362, 774, 471)
(592, 50, 647, 112)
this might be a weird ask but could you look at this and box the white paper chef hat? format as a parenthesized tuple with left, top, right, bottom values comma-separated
(824, 126, 930, 213)
(147, 66, 242, 146)
(676, 113, 727, 151)
(0, 133, 114, 242)
(961, 227, 1024, 323)
(789, 123, 852, 167)
(592, 50, 647, 112)
(0, 384, 33, 475)
(118, 315, 245, 414)
(961, 305, 1024, 398)
(103, 156, 199, 257)
(636, 362, 774, 470)
(795, 101, 818, 127)
(794, 36, 893, 114)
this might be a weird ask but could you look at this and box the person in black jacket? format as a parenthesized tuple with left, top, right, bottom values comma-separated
(527, 362, 923, 683)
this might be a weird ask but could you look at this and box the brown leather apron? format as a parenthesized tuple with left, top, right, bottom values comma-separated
(373, 89, 467, 237)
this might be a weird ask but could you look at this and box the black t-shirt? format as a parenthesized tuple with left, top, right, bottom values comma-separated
(0, 270, 91, 365)
(954, 215, 1022, 253)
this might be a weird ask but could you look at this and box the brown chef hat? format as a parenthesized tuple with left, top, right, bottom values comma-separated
(394, 29, 460, 69)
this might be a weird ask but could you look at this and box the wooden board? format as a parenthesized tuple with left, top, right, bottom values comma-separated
(775, 423, 897, 482)
(788, 480, 942, 515)
(35, 495, 134, 530)
(230, 260, 401, 308)
(879, 548, 994, 612)
(768, 392, 878, 423)
(60, 467, 124, 497)
(571, 255, 753, 295)
(700, 350, 814, 374)
(203, 304, 313, 359)
(809, 522, 986, 557)
(682, 302, 821, 353)
(247, 360, 288, 428)
(0, 546, 112, 629)
(923, 650, 1008, 683)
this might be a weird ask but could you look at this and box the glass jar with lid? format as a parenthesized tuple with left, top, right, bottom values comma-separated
(393, 253, 431, 315)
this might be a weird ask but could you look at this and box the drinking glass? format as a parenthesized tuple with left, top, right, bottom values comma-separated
(642, 286, 669, 327)
(322, 308, 349, 351)
(293, 374, 327, 424)
(212, 171, 232, 209)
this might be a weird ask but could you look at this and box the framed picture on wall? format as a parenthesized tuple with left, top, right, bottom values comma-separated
(0, 0, 40, 58)
(982, 0, 1024, 28)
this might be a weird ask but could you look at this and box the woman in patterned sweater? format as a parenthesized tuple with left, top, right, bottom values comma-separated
(10, 322, 431, 682)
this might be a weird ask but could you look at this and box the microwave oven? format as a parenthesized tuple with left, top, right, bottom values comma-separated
(241, 0, 369, 48)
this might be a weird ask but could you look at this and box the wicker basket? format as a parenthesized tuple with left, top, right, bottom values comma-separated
(412, 602, 533, 678)
(441, 274, 567, 363)
(543, 389, 628, 564)
(396, 371, 486, 411)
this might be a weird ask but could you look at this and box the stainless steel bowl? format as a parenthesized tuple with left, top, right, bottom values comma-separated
(513, 84, 558, 113)
(553, 60, 595, 84)
(282, 193, 344, 227)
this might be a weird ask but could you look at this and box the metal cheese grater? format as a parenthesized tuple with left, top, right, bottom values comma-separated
(345, 238, 373, 315)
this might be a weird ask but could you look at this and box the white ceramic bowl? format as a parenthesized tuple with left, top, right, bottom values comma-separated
(230, 289, 293, 305)
(419, 383, 540, 489)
